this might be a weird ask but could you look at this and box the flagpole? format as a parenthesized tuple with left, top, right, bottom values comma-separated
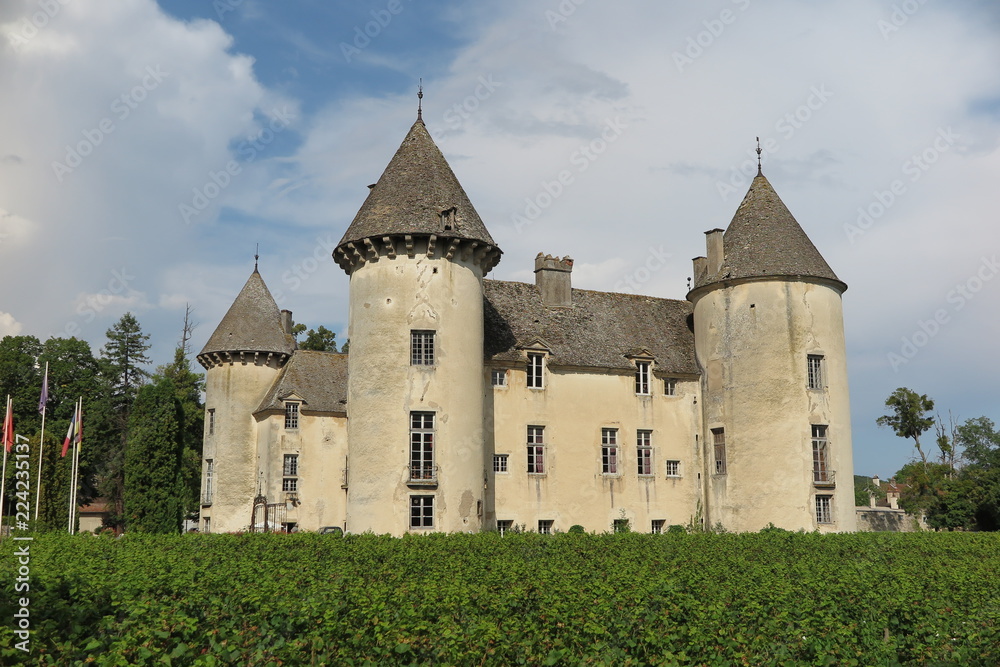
(67, 398, 78, 534)
(1, 396, 10, 536)
(34, 362, 48, 522)
(69, 398, 82, 535)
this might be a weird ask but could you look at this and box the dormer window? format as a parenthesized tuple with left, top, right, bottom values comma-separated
(635, 361, 651, 395)
(527, 353, 544, 389)
(440, 207, 457, 231)
(284, 402, 300, 430)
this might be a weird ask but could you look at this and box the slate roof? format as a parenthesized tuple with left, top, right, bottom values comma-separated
(337, 119, 498, 250)
(484, 280, 697, 374)
(200, 270, 296, 358)
(697, 174, 844, 290)
(256, 350, 348, 415)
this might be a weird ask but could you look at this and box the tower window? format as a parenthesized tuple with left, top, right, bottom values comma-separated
(527, 426, 545, 474)
(410, 412, 435, 481)
(202, 459, 214, 505)
(635, 361, 650, 395)
(712, 428, 726, 475)
(527, 353, 544, 389)
(207, 408, 215, 435)
(411, 330, 435, 365)
(636, 430, 653, 476)
(602, 428, 618, 474)
(282, 454, 298, 492)
(284, 403, 299, 430)
(815, 495, 833, 524)
(440, 206, 457, 231)
(812, 425, 831, 484)
(410, 495, 434, 529)
(807, 354, 824, 390)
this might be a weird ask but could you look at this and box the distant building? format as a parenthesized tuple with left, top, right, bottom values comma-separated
(197, 112, 856, 535)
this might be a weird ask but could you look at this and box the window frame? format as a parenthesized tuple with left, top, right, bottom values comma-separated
(635, 361, 651, 395)
(497, 519, 513, 536)
(526, 353, 544, 389)
(282, 454, 298, 493)
(665, 459, 681, 477)
(409, 495, 434, 529)
(636, 430, 653, 476)
(712, 428, 727, 475)
(602, 428, 619, 475)
(663, 378, 677, 396)
(202, 459, 214, 505)
(537, 519, 553, 535)
(490, 368, 508, 387)
(527, 425, 545, 474)
(812, 424, 830, 484)
(207, 408, 215, 435)
(411, 330, 436, 366)
(493, 453, 509, 474)
(284, 402, 300, 430)
(815, 495, 833, 524)
(409, 412, 435, 481)
(807, 354, 824, 390)
(651, 519, 666, 534)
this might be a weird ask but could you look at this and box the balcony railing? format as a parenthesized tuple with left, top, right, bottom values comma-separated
(813, 470, 836, 487)
(201, 493, 213, 507)
(408, 464, 438, 484)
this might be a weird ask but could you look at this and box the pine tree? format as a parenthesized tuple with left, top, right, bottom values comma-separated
(123, 377, 185, 533)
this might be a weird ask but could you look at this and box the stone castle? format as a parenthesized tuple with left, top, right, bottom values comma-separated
(196, 112, 856, 535)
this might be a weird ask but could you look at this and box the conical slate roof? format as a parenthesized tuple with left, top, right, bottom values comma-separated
(199, 270, 295, 357)
(706, 173, 843, 289)
(337, 119, 497, 249)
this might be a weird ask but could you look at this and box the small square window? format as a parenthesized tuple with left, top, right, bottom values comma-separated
(537, 519, 553, 535)
(651, 519, 665, 534)
(493, 454, 509, 473)
(411, 331, 435, 366)
(491, 369, 507, 387)
(613, 518, 630, 533)
(664, 378, 677, 396)
(410, 495, 434, 529)
(497, 519, 513, 536)
(666, 460, 681, 477)
(284, 403, 299, 429)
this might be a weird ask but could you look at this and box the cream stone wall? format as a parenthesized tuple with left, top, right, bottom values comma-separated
(692, 278, 856, 532)
(256, 410, 349, 532)
(485, 361, 703, 534)
(200, 358, 284, 533)
(345, 240, 486, 535)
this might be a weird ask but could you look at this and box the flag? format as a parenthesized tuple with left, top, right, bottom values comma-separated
(61, 403, 78, 457)
(38, 364, 49, 414)
(2, 396, 12, 453)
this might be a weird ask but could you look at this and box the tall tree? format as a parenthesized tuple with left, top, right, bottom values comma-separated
(99, 313, 152, 528)
(876, 387, 935, 465)
(123, 377, 185, 533)
(154, 346, 204, 522)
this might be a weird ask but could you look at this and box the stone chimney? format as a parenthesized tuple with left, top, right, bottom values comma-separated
(705, 228, 725, 275)
(534, 253, 573, 307)
(280, 309, 294, 335)
(692, 256, 708, 286)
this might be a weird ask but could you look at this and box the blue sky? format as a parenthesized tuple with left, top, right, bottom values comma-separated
(1, 0, 998, 479)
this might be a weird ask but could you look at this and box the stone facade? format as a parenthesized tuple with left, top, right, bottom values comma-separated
(197, 118, 857, 535)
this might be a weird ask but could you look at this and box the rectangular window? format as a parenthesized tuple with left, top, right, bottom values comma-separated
(613, 518, 629, 533)
(411, 331, 435, 365)
(410, 412, 435, 481)
(284, 402, 299, 429)
(202, 459, 214, 505)
(712, 428, 727, 475)
(651, 519, 665, 534)
(282, 454, 298, 492)
(602, 428, 618, 474)
(527, 354, 544, 389)
(812, 425, 831, 484)
(527, 426, 545, 474)
(537, 519, 553, 535)
(666, 460, 681, 477)
(410, 495, 434, 528)
(807, 354, 824, 390)
(664, 378, 677, 396)
(207, 408, 215, 435)
(493, 454, 509, 473)
(815, 495, 833, 524)
(636, 430, 653, 475)
(203, 516, 211, 534)
(491, 369, 507, 387)
(497, 519, 513, 536)
(635, 361, 650, 395)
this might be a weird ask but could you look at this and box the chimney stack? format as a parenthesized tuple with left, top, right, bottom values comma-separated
(534, 253, 574, 307)
(280, 309, 294, 335)
(705, 228, 725, 275)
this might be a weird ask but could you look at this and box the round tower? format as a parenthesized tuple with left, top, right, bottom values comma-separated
(688, 171, 856, 532)
(196, 268, 295, 533)
(334, 116, 502, 535)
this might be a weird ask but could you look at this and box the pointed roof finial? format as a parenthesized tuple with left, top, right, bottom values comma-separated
(417, 78, 423, 122)
(254, 243, 259, 272)
(756, 136, 762, 176)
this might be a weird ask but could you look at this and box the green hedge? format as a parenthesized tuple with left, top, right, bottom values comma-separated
(2, 532, 999, 665)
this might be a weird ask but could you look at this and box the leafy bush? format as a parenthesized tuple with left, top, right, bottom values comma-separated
(2, 532, 999, 665)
